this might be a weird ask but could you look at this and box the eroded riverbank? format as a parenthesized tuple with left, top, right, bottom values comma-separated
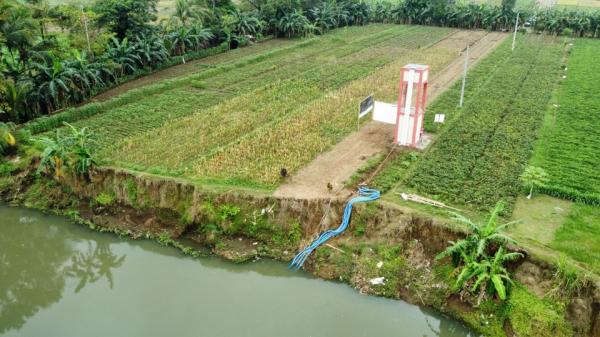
(1, 204, 477, 337)
(1, 162, 598, 336)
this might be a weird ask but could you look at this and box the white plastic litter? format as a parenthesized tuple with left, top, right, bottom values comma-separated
(376, 261, 384, 269)
(369, 277, 385, 285)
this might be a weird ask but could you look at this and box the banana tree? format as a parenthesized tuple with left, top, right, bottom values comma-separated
(0, 79, 30, 122)
(36, 131, 68, 180)
(0, 122, 16, 155)
(32, 58, 77, 113)
(229, 9, 263, 36)
(437, 202, 518, 263)
(455, 247, 523, 303)
(36, 122, 97, 179)
(64, 50, 106, 102)
(277, 9, 311, 38)
(132, 35, 169, 68)
(103, 37, 141, 76)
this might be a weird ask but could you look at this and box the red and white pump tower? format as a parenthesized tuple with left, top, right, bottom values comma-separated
(395, 64, 429, 147)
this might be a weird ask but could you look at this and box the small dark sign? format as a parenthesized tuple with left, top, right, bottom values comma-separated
(359, 95, 374, 118)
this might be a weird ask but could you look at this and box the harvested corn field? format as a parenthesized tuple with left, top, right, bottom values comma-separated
(38, 25, 495, 188)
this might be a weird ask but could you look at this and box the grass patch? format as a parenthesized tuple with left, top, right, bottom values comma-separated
(551, 203, 600, 274)
(531, 38, 600, 205)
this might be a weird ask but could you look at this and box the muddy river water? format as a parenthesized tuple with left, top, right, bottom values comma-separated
(0, 204, 477, 337)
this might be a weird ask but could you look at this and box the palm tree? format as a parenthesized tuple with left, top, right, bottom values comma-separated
(166, 25, 212, 55)
(174, 0, 210, 25)
(0, 3, 37, 67)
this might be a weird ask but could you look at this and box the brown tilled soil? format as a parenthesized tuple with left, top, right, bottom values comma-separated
(274, 31, 507, 200)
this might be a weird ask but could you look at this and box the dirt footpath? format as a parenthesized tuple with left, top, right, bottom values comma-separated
(274, 31, 507, 200)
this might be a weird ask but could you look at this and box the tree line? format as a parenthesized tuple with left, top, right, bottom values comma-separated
(2, 0, 599, 125)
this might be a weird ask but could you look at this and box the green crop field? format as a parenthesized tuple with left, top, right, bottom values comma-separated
(407, 35, 564, 211)
(36, 24, 470, 187)
(531, 38, 600, 205)
(551, 204, 600, 273)
(383, 35, 565, 211)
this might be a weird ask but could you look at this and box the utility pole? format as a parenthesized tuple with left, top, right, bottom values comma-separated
(512, 12, 520, 51)
(459, 45, 469, 108)
(82, 6, 93, 58)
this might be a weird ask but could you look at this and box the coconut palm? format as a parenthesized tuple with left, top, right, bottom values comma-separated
(166, 25, 212, 55)
(0, 3, 37, 66)
(174, 0, 210, 25)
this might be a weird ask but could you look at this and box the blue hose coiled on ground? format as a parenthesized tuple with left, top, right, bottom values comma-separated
(289, 186, 381, 270)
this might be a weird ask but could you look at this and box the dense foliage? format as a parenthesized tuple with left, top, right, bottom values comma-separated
(36, 122, 97, 179)
(530, 39, 600, 205)
(0, 0, 234, 124)
(407, 35, 564, 211)
(436, 202, 523, 304)
(3, 0, 600, 124)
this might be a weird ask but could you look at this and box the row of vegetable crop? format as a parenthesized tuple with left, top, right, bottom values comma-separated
(423, 36, 515, 134)
(406, 35, 564, 211)
(105, 26, 452, 176)
(530, 38, 600, 205)
(46, 25, 417, 151)
(192, 40, 458, 185)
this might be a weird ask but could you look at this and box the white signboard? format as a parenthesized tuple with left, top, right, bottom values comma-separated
(372, 101, 397, 125)
(434, 114, 445, 123)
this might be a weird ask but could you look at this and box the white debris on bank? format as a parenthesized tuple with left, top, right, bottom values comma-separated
(369, 277, 385, 285)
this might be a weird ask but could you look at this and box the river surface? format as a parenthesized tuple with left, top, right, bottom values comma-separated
(0, 204, 477, 337)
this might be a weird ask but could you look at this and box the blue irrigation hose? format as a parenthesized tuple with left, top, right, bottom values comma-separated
(289, 186, 381, 270)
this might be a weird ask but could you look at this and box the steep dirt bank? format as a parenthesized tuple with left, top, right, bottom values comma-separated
(1, 163, 599, 336)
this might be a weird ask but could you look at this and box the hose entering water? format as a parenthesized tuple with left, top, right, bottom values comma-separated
(289, 187, 381, 270)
